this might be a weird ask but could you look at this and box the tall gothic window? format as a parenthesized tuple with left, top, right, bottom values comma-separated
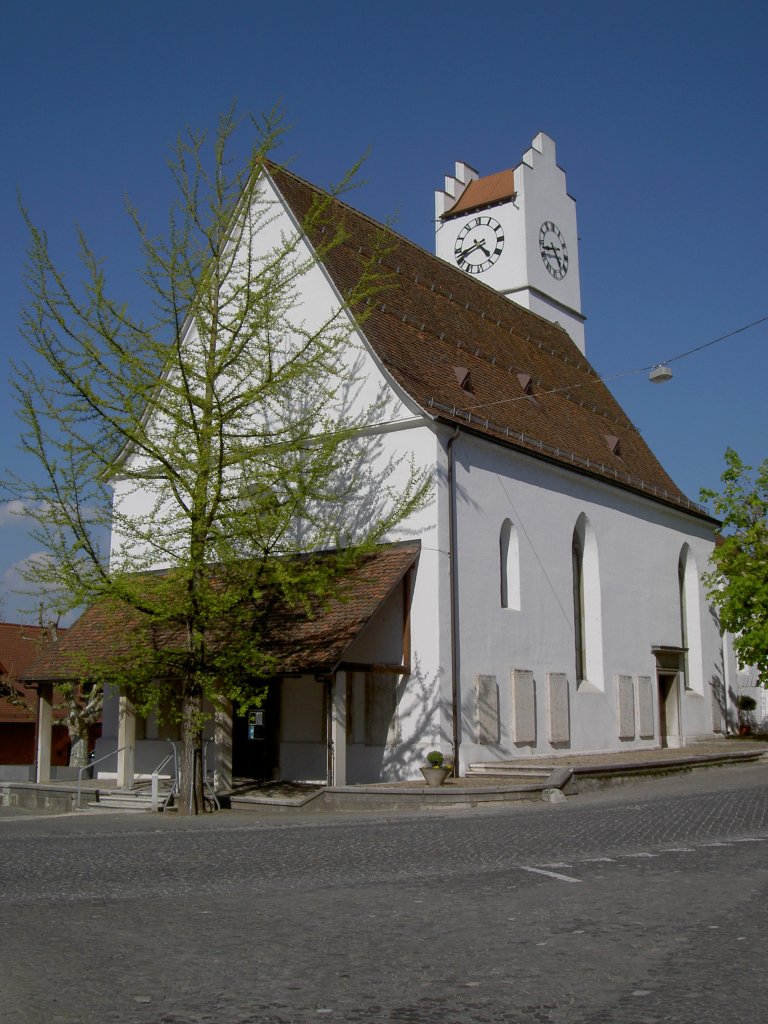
(571, 514, 604, 690)
(678, 552, 689, 687)
(572, 529, 586, 684)
(500, 519, 520, 610)
(678, 545, 704, 693)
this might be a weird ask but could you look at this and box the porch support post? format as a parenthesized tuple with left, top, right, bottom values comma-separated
(116, 690, 136, 789)
(35, 683, 53, 784)
(214, 698, 233, 792)
(330, 671, 347, 787)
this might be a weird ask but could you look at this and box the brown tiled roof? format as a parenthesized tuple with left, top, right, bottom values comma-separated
(22, 599, 150, 683)
(0, 623, 64, 723)
(22, 544, 420, 683)
(442, 168, 516, 218)
(263, 543, 418, 673)
(269, 164, 711, 520)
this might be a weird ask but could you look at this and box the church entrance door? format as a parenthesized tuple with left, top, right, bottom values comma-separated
(657, 672, 680, 748)
(232, 684, 280, 781)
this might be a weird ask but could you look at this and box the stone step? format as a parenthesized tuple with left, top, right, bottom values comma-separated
(88, 789, 175, 812)
(466, 763, 554, 779)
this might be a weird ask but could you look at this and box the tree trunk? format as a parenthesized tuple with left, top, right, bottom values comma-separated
(178, 684, 205, 814)
(67, 715, 90, 768)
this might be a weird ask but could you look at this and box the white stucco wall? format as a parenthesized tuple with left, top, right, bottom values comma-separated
(102, 170, 447, 785)
(109, 170, 433, 570)
(445, 432, 721, 769)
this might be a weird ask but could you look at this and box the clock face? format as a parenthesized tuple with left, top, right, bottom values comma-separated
(454, 216, 505, 274)
(539, 221, 569, 280)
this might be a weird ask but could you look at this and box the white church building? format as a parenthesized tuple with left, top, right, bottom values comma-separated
(28, 133, 727, 789)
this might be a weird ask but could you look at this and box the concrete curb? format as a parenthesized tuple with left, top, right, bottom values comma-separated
(0, 781, 100, 814)
(4, 747, 765, 815)
(229, 748, 766, 814)
(564, 748, 767, 792)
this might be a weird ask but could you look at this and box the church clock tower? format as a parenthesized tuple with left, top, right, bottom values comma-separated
(435, 132, 585, 353)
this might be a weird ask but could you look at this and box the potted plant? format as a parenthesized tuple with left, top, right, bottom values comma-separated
(420, 750, 452, 787)
(736, 694, 757, 735)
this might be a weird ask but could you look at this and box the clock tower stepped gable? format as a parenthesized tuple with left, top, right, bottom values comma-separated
(435, 132, 585, 354)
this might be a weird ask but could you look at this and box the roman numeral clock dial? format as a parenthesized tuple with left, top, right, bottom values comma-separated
(539, 220, 569, 280)
(453, 216, 505, 274)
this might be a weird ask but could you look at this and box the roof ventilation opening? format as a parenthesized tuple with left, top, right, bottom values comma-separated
(453, 366, 473, 392)
(605, 434, 621, 456)
(516, 373, 534, 395)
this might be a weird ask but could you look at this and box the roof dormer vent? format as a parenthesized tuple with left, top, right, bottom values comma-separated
(516, 373, 534, 395)
(605, 434, 621, 455)
(453, 366, 473, 392)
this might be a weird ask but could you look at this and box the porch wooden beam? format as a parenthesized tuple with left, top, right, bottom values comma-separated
(402, 570, 412, 676)
(336, 661, 410, 676)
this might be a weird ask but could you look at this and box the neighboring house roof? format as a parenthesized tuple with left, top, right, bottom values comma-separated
(0, 623, 62, 723)
(22, 543, 420, 683)
(268, 163, 712, 522)
(441, 168, 517, 218)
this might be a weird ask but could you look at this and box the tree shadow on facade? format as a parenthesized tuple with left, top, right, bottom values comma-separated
(378, 655, 446, 781)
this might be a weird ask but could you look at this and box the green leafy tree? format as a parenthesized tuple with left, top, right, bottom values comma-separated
(6, 109, 428, 812)
(701, 448, 768, 680)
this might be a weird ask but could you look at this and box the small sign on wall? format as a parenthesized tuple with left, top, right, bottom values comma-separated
(511, 669, 536, 745)
(476, 674, 500, 744)
(617, 675, 636, 740)
(547, 673, 570, 744)
(638, 676, 654, 738)
(247, 710, 264, 741)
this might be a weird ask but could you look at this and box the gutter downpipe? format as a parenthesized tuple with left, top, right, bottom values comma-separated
(447, 425, 461, 776)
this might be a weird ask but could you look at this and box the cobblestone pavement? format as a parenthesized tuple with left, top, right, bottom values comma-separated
(1, 763, 767, 1024)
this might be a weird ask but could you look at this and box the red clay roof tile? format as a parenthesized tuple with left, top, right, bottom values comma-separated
(0, 623, 66, 723)
(269, 163, 710, 520)
(22, 545, 420, 683)
(442, 168, 516, 218)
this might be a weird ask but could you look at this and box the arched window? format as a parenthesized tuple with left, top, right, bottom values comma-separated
(500, 519, 520, 610)
(678, 545, 704, 693)
(572, 514, 604, 690)
(678, 554, 687, 652)
(572, 530, 586, 684)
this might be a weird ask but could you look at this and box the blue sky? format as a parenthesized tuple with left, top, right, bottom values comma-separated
(1, 0, 766, 622)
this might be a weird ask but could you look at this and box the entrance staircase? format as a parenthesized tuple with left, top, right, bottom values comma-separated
(87, 781, 176, 813)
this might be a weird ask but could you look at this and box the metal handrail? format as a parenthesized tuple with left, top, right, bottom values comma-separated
(131, 751, 175, 786)
(76, 746, 125, 809)
(128, 751, 176, 813)
(163, 740, 180, 811)
(75, 741, 221, 813)
(129, 751, 174, 788)
(151, 751, 174, 777)
(203, 739, 221, 811)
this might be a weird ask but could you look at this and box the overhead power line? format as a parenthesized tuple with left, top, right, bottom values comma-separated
(464, 314, 768, 415)
(653, 314, 768, 368)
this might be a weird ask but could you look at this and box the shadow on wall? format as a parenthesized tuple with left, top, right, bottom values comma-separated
(272, 366, 430, 551)
(710, 673, 733, 736)
(708, 606, 738, 736)
(436, 441, 484, 518)
(379, 655, 446, 782)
